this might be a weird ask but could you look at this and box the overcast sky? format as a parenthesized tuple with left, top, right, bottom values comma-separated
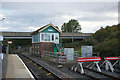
(0, 1, 119, 33)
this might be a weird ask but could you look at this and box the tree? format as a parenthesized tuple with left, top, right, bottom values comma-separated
(61, 19, 81, 33)
(55, 26, 59, 29)
(84, 24, 119, 57)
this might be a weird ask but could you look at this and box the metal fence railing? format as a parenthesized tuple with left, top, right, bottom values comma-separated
(41, 51, 66, 64)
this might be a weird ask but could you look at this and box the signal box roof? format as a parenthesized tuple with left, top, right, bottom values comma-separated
(31, 23, 61, 35)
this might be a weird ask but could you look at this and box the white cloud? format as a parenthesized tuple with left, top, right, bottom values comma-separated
(28, 26, 40, 31)
(1, 2, 118, 33)
(105, 12, 118, 18)
(80, 20, 118, 33)
(6, 21, 9, 24)
(0, 27, 9, 30)
(13, 21, 17, 24)
(2, 0, 119, 2)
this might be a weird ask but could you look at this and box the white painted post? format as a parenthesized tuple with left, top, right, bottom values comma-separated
(71, 65, 76, 70)
(106, 60, 114, 72)
(86, 62, 93, 68)
(95, 61, 101, 72)
(113, 60, 119, 67)
(79, 62, 84, 74)
(90, 62, 95, 69)
(74, 66, 77, 72)
(105, 60, 109, 71)
(100, 60, 107, 68)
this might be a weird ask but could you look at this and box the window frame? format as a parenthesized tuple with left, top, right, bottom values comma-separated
(40, 33, 59, 43)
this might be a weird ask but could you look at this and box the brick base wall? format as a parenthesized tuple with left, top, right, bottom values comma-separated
(40, 42, 54, 54)
(32, 42, 54, 56)
(32, 43, 39, 56)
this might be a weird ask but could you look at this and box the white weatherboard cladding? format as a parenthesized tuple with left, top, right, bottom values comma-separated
(81, 46, 93, 57)
(64, 48, 74, 61)
(40, 33, 59, 44)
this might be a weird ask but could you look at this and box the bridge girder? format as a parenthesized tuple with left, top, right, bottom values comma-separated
(1, 32, 92, 39)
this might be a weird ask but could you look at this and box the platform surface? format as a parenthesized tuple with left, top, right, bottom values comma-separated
(5, 54, 34, 79)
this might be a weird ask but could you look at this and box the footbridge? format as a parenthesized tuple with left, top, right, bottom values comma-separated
(0, 32, 92, 39)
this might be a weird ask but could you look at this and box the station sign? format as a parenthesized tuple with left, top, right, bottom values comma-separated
(77, 57, 101, 62)
(8, 41, 12, 44)
(0, 35, 3, 41)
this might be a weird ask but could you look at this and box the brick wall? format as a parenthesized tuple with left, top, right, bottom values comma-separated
(40, 42, 54, 54)
(32, 42, 54, 56)
(32, 43, 39, 56)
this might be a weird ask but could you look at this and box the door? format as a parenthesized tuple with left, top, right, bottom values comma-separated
(54, 33, 59, 44)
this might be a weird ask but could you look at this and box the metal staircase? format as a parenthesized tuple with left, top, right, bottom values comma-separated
(54, 42, 64, 54)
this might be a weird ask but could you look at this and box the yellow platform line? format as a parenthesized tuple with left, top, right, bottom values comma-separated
(39, 67, 42, 69)
(47, 73, 51, 76)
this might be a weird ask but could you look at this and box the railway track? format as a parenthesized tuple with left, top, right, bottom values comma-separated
(100, 66, 120, 74)
(114, 68, 120, 74)
(18, 54, 74, 80)
(18, 53, 120, 80)
(70, 66, 120, 80)
(70, 68, 108, 80)
(18, 54, 62, 80)
(97, 67, 120, 78)
(84, 67, 120, 80)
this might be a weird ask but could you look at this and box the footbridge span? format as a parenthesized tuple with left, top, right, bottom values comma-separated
(0, 32, 92, 39)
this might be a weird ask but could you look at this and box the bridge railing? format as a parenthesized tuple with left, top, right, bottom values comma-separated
(60, 33, 92, 37)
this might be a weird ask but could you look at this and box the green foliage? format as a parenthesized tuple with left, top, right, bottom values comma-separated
(62, 40, 83, 50)
(61, 19, 81, 33)
(84, 24, 119, 57)
(94, 38, 119, 57)
(83, 36, 98, 45)
(61, 23, 119, 57)
(3, 39, 31, 53)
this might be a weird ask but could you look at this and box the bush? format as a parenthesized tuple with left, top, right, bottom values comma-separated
(94, 38, 119, 57)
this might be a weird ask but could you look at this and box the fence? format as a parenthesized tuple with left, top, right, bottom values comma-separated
(16, 46, 32, 56)
(41, 51, 66, 64)
(74, 51, 80, 62)
(41, 50, 80, 63)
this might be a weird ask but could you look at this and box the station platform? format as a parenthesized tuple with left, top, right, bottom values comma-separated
(5, 54, 34, 79)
